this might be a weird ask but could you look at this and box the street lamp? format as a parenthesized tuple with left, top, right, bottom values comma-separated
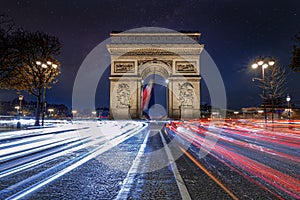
(48, 108, 54, 118)
(234, 111, 239, 118)
(36, 60, 58, 126)
(72, 110, 77, 119)
(14, 106, 20, 115)
(286, 94, 291, 121)
(18, 95, 23, 116)
(92, 111, 97, 118)
(251, 56, 275, 123)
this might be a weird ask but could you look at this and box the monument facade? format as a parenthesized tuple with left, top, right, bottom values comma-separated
(108, 31, 204, 119)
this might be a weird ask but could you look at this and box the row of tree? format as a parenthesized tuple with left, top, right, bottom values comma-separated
(0, 15, 62, 126)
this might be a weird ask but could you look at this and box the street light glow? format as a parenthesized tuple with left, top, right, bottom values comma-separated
(52, 64, 58, 69)
(268, 60, 275, 66)
(165, 79, 169, 84)
(251, 63, 258, 69)
(36, 61, 41, 65)
(19, 95, 24, 101)
(47, 61, 52, 65)
(41, 64, 47, 68)
(257, 60, 264, 66)
(286, 95, 291, 102)
(262, 63, 268, 69)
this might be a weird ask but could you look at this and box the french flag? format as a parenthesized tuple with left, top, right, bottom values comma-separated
(142, 80, 153, 111)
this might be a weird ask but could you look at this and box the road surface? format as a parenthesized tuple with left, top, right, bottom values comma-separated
(0, 119, 299, 199)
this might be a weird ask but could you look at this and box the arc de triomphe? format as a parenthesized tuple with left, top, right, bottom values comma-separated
(108, 31, 204, 119)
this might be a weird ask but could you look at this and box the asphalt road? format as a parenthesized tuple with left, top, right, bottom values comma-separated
(0, 120, 299, 199)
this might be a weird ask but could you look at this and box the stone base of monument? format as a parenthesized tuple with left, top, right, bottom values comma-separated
(112, 107, 130, 119)
(180, 105, 194, 119)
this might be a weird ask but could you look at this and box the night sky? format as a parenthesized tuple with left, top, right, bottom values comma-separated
(0, 0, 299, 110)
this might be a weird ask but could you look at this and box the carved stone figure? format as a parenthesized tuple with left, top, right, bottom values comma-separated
(179, 82, 194, 106)
(116, 83, 130, 107)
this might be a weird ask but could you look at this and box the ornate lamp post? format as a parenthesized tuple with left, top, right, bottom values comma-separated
(251, 56, 275, 123)
(286, 94, 291, 121)
(36, 60, 58, 126)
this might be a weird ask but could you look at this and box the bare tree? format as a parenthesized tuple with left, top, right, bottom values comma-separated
(265, 64, 287, 121)
(0, 27, 62, 126)
(290, 32, 300, 72)
(0, 15, 14, 72)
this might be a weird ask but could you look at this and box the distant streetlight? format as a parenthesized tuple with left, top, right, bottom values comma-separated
(286, 94, 291, 121)
(18, 95, 23, 116)
(36, 60, 58, 126)
(251, 56, 275, 123)
(234, 111, 239, 118)
(92, 111, 97, 118)
(48, 108, 54, 117)
(72, 110, 77, 119)
(14, 105, 21, 128)
(14, 106, 20, 113)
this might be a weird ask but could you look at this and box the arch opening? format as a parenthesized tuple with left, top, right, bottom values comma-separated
(141, 74, 168, 120)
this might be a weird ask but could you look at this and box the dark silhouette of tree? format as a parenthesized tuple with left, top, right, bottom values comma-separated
(0, 15, 14, 73)
(0, 17, 62, 126)
(290, 32, 300, 71)
(265, 64, 287, 121)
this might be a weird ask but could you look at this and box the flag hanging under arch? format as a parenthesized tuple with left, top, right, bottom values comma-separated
(142, 79, 154, 111)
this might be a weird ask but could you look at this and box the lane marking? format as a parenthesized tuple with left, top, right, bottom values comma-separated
(116, 130, 150, 200)
(177, 145, 239, 200)
(159, 130, 191, 200)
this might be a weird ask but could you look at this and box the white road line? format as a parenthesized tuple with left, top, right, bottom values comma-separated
(116, 130, 150, 200)
(159, 130, 191, 200)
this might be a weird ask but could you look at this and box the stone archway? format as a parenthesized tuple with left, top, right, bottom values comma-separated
(139, 61, 171, 119)
(107, 31, 203, 119)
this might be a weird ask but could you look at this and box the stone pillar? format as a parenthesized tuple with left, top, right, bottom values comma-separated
(180, 105, 194, 119)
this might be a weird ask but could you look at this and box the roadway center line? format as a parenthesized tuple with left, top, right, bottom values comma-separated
(159, 130, 191, 200)
(116, 130, 150, 200)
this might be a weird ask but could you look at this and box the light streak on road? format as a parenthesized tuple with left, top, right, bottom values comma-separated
(0, 121, 147, 199)
(166, 119, 300, 199)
